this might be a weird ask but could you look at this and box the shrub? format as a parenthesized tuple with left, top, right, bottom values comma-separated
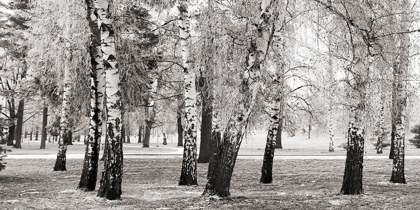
(409, 124, 420, 148)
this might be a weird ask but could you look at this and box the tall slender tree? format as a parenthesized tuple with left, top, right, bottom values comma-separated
(78, 0, 106, 191)
(53, 3, 73, 171)
(178, 0, 198, 186)
(96, 0, 124, 200)
(390, 0, 410, 184)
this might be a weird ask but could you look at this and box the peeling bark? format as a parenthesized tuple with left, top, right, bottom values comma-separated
(341, 122, 364, 194)
(260, 98, 281, 183)
(96, 0, 123, 200)
(178, 0, 198, 186)
(78, 0, 105, 192)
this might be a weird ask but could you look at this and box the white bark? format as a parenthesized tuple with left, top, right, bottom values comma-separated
(178, 0, 198, 185)
(96, 0, 123, 199)
(54, 4, 72, 171)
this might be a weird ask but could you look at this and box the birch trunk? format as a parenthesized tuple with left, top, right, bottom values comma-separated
(327, 42, 334, 152)
(78, 0, 105, 191)
(203, 0, 278, 197)
(178, 0, 198, 186)
(260, 97, 281, 183)
(390, 3, 408, 183)
(377, 103, 385, 154)
(96, 0, 123, 200)
(54, 8, 72, 171)
(143, 79, 157, 148)
(340, 54, 370, 194)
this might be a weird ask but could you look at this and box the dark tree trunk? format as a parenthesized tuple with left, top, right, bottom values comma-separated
(143, 120, 151, 148)
(207, 129, 221, 178)
(121, 125, 125, 143)
(7, 99, 15, 146)
(7, 124, 15, 146)
(376, 136, 383, 154)
(198, 95, 213, 163)
(97, 128, 123, 200)
(389, 81, 396, 159)
(203, 126, 242, 197)
(389, 126, 395, 159)
(79, 131, 100, 191)
(30, 130, 33, 141)
(340, 126, 364, 195)
(67, 130, 73, 145)
(35, 128, 39, 141)
(14, 99, 24, 148)
(275, 117, 283, 149)
(24, 131, 27, 139)
(177, 115, 183, 147)
(137, 124, 142, 143)
(162, 133, 167, 145)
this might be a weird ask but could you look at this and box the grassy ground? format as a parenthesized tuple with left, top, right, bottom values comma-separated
(1, 158, 420, 209)
(7, 132, 420, 157)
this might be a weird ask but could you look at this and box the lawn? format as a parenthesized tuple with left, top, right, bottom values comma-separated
(1, 157, 420, 209)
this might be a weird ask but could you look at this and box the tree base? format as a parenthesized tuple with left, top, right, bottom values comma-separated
(54, 157, 67, 171)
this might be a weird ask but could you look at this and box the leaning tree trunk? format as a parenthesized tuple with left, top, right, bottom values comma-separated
(275, 77, 285, 149)
(79, 0, 105, 191)
(96, 0, 123, 200)
(178, 1, 198, 186)
(14, 99, 24, 149)
(54, 10, 72, 171)
(203, 0, 278, 197)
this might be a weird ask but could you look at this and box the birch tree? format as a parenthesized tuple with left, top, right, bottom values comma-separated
(96, 0, 124, 200)
(204, 0, 279, 197)
(390, 0, 410, 184)
(53, 3, 72, 171)
(178, 0, 198, 186)
(78, 0, 105, 191)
